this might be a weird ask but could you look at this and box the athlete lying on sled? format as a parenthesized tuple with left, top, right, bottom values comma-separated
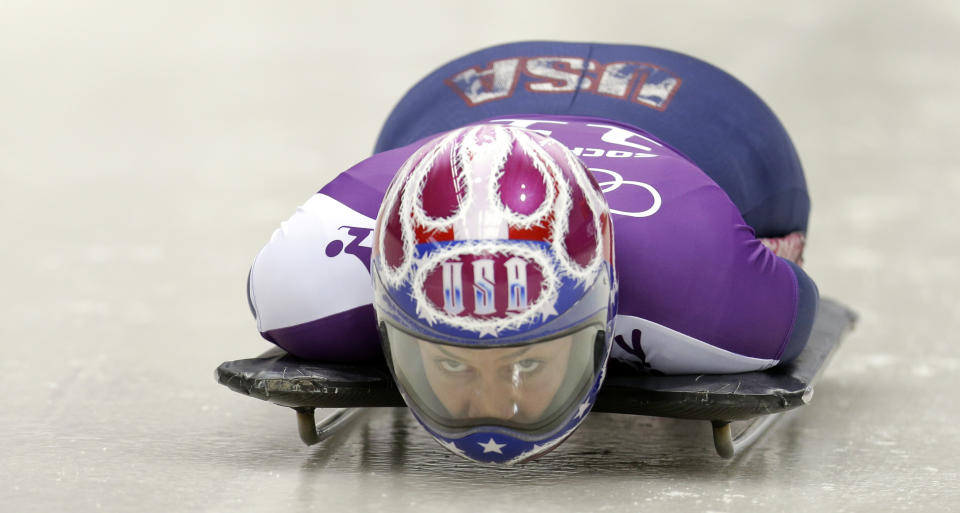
(243, 42, 819, 464)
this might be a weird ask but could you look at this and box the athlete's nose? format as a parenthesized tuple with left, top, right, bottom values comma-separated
(467, 378, 519, 420)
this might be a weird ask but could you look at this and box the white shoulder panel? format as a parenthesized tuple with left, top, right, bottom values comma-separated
(249, 193, 375, 332)
(611, 314, 778, 375)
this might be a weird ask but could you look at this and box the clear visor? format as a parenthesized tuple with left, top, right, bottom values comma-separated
(383, 321, 603, 439)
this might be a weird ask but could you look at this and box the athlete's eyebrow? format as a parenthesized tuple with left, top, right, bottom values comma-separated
(496, 346, 531, 361)
(435, 345, 464, 360)
(433, 345, 531, 361)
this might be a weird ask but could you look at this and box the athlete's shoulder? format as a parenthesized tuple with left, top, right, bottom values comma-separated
(481, 114, 694, 161)
(316, 143, 422, 219)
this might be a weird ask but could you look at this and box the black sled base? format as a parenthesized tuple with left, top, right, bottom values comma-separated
(216, 298, 856, 459)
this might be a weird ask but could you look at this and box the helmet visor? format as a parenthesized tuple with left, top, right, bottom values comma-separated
(383, 320, 603, 439)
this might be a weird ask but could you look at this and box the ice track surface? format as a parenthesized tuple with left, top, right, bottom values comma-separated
(1, 1, 958, 512)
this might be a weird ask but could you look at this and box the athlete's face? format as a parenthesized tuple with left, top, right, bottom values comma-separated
(417, 336, 573, 423)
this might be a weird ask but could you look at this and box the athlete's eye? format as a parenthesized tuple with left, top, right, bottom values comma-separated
(437, 359, 468, 373)
(514, 359, 542, 373)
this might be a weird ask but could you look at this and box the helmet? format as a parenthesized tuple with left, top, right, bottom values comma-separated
(371, 123, 616, 464)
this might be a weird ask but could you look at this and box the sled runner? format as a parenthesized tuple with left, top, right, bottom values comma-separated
(216, 298, 856, 459)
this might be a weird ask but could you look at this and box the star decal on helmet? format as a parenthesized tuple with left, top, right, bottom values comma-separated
(576, 400, 592, 419)
(478, 437, 506, 454)
(437, 439, 467, 459)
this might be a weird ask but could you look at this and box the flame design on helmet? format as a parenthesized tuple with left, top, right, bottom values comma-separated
(374, 124, 612, 336)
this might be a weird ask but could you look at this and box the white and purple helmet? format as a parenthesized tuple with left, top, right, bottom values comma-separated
(371, 124, 616, 464)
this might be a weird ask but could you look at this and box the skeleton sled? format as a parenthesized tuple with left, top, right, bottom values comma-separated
(216, 298, 856, 459)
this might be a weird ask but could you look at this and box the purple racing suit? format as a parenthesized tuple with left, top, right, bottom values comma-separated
(246, 43, 818, 375)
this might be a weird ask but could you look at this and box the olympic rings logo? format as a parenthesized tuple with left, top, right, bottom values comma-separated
(589, 167, 662, 218)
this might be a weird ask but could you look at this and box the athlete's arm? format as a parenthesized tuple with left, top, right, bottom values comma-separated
(609, 161, 817, 374)
(246, 146, 416, 361)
